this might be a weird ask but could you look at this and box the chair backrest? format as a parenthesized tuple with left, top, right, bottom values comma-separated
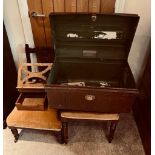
(25, 44, 55, 63)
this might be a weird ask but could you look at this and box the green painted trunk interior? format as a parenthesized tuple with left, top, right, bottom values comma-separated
(47, 13, 139, 89)
(47, 59, 135, 88)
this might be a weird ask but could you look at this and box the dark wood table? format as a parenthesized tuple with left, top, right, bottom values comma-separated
(61, 111, 119, 143)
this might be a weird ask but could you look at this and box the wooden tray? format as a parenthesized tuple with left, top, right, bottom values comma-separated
(15, 93, 46, 111)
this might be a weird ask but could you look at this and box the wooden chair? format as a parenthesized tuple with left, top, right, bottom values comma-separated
(6, 52, 63, 143)
(25, 44, 54, 63)
(25, 44, 54, 72)
(61, 111, 119, 143)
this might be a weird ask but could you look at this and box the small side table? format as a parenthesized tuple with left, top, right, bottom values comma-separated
(61, 111, 119, 144)
(6, 106, 63, 143)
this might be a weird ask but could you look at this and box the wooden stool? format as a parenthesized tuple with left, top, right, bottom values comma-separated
(6, 106, 63, 143)
(61, 112, 119, 144)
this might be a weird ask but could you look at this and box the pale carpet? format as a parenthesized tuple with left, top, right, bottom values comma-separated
(3, 113, 145, 155)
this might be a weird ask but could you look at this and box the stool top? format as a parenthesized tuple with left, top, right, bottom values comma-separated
(61, 111, 119, 121)
(7, 106, 61, 131)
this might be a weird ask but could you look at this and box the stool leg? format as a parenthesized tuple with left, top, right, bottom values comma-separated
(3, 120, 7, 129)
(106, 121, 118, 143)
(10, 128, 19, 143)
(55, 131, 63, 144)
(62, 122, 68, 144)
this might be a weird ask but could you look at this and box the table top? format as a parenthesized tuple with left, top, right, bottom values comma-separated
(61, 111, 119, 121)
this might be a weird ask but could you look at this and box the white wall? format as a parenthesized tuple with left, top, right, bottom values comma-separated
(3, 0, 26, 68)
(123, 0, 151, 82)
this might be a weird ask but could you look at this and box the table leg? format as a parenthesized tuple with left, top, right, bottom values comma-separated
(3, 120, 7, 129)
(62, 122, 68, 144)
(10, 127, 19, 143)
(106, 120, 118, 143)
(55, 131, 63, 144)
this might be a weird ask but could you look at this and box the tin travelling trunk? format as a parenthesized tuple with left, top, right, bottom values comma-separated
(45, 13, 140, 113)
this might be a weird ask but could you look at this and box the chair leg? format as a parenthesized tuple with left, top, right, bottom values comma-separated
(62, 122, 68, 144)
(10, 127, 19, 143)
(106, 121, 118, 143)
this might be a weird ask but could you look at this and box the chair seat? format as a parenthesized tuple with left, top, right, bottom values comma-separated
(7, 106, 61, 131)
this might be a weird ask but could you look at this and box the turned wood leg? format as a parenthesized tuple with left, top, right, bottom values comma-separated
(62, 122, 68, 144)
(3, 120, 7, 129)
(10, 128, 19, 143)
(106, 121, 118, 143)
(55, 131, 63, 144)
